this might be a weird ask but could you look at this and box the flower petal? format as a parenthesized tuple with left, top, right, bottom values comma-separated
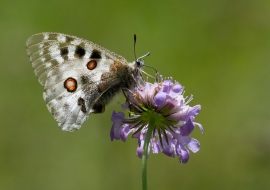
(182, 137, 200, 153)
(121, 102, 129, 111)
(110, 111, 125, 141)
(189, 105, 201, 116)
(120, 124, 132, 142)
(194, 121, 204, 134)
(136, 139, 150, 159)
(150, 138, 162, 154)
(172, 83, 182, 93)
(137, 82, 156, 99)
(154, 92, 167, 107)
(176, 144, 190, 164)
(162, 80, 173, 93)
(168, 83, 183, 98)
(167, 104, 201, 122)
(180, 118, 195, 136)
(162, 143, 175, 157)
(136, 142, 143, 158)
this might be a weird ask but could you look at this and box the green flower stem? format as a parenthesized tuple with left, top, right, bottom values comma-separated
(142, 116, 156, 190)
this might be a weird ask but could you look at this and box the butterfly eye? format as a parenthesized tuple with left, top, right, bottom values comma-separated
(136, 60, 142, 67)
(87, 60, 97, 70)
(64, 77, 77, 92)
(135, 52, 149, 68)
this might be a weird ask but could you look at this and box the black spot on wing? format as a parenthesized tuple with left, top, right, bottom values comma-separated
(75, 46, 86, 58)
(60, 47, 69, 60)
(90, 50, 102, 59)
(81, 75, 89, 84)
(61, 47, 68, 56)
(78, 97, 87, 113)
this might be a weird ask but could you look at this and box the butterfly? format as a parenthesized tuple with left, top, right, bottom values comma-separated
(26, 32, 149, 132)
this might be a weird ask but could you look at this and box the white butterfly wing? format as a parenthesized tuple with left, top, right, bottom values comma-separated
(26, 32, 128, 86)
(26, 33, 129, 131)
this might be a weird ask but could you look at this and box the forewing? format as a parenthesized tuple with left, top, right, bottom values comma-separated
(26, 32, 128, 131)
(26, 32, 128, 86)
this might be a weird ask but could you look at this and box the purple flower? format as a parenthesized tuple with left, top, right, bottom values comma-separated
(110, 75, 203, 164)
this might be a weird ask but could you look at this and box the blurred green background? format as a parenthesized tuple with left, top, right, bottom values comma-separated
(1, 0, 270, 189)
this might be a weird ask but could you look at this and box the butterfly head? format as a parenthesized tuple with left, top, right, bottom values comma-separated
(135, 52, 150, 68)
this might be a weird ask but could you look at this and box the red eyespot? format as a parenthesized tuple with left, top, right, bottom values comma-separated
(64, 78, 77, 92)
(87, 60, 97, 70)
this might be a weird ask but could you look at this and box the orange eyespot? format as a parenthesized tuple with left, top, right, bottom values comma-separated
(87, 60, 97, 70)
(64, 78, 77, 92)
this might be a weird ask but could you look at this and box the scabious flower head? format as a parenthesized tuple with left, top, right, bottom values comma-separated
(110, 75, 203, 163)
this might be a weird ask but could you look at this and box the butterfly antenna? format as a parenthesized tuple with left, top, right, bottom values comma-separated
(134, 34, 137, 60)
(133, 35, 158, 81)
(137, 52, 150, 61)
(134, 35, 150, 62)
